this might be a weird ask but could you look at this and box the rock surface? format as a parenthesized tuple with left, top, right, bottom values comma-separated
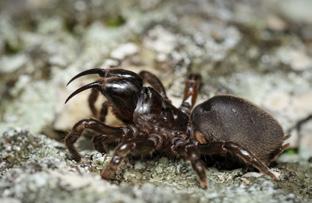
(0, 0, 311, 202)
(0, 129, 311, 203)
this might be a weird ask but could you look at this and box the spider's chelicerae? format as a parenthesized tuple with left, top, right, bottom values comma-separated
(65, 68, 289, 188)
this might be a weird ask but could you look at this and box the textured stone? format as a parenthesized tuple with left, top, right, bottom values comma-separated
(0, 0, 312, 202)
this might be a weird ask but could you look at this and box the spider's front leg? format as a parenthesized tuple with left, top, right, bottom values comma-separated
(88, 88, 109, 122)
(101, 133, 162, 180)
(64, 118, 131, 162)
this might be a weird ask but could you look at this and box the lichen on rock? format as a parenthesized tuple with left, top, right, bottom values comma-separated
(0, 0, 312, 202)
(0, 129, 311, 203)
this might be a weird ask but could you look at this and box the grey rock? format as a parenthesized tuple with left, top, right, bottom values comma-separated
(0, 0, 312, 202)
(0, 129, 311, 203)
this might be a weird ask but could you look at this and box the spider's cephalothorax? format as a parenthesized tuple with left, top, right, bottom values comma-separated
(65, 68, 289, 188)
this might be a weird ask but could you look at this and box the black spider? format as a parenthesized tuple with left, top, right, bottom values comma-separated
(65, 68, 289, 188)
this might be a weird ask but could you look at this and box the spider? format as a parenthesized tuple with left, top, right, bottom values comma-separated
(64, 68, 289, 188)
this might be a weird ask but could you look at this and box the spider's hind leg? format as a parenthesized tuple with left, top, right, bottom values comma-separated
(198, 141, 278, 180)
(268, 143, 289, 165)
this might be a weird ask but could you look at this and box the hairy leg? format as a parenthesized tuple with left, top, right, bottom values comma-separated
(101, 135, 162, 179)
(179, 74, 201, 115)
(64, 118, 130, 162)
(198, 142, 277, 180)
(139, 70, 169, 101)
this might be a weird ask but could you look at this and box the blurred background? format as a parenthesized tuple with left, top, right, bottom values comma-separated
(0, 0, 311, 202)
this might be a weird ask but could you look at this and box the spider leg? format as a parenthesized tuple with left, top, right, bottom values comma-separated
(88, 89, 110, 122)
(88, 88, 99, 117)
(64, 118, 130, 162)
(198, 142, 278, 180)
(269, 143, 289, 164)
(288, 114, 312, 134)
(185, 144, 208, 188)
(92, 134, 120, 153)
(101, 135, 162, 180)
(171, 138, 207, 188)
(179, 74, 201, 115)
(92, 134, 107, 153)
(269, 134, 290, 164)
(139, 70, 169, 101)
(99, 101, 109, 122)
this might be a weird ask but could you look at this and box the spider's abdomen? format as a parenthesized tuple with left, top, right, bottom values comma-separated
(191, 95, 284, 163)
